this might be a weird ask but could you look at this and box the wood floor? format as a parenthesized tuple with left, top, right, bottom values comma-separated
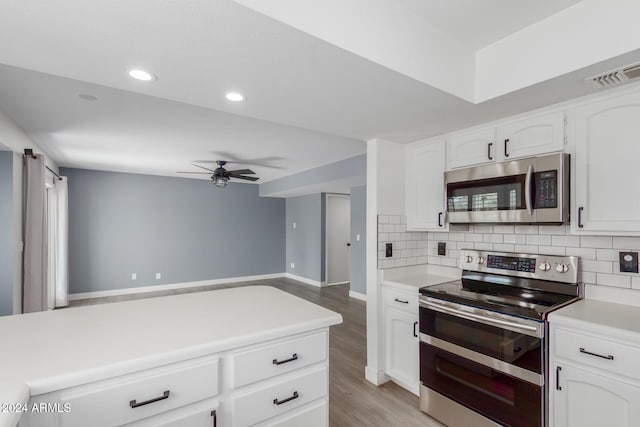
(70, 278, 442, 426)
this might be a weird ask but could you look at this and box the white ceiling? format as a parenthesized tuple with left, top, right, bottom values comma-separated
(0, 0, 638, 182)
(401, 0, 582, 49)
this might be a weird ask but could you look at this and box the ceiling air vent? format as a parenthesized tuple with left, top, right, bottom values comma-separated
(588, 63, 640, 88)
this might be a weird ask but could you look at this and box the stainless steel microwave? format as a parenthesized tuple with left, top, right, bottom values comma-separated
(445, 152, 570, 224)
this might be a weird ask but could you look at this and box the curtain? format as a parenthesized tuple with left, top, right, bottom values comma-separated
(47, 176, 69, 308)
(23, 154, 47, 313)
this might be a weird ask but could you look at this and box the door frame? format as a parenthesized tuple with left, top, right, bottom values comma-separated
(324, 193, 351, 286)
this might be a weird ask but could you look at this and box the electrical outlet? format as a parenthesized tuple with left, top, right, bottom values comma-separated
(619, 251, 639, 273)
(438, 242, 446, 256)
(385, 243, 393, 258)
(290, 262, 295, 269)
(155, 272, 162, 280)
(131, 273, 137, 280)
(356, 234, 361, 241)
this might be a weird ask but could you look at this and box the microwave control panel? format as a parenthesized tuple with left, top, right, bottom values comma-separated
(534, 170, 558, 209)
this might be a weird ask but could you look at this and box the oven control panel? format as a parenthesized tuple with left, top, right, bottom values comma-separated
(460, 250, 579, 284)
(486, 255, 537, 273)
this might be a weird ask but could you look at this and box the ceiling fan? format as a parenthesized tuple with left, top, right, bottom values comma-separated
(177, 161, 259, 188)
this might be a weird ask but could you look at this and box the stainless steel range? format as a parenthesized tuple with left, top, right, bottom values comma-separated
(418, 250, 581, 427)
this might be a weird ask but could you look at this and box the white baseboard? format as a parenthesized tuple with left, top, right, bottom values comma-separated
(284, 273, 327, 287)
(68, 273, 286, 301)
(326, 281, 350, 286)
(349, 290, 367, 302)
(365, 366, 390, 385)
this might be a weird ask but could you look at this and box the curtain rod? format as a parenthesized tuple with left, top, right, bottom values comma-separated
(24, 148, 63, 181)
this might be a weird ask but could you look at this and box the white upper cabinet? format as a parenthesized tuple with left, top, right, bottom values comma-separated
(497, 112, 565, 160)
(573, 90, 640, 234)
(448, 127, 496, 169)
(405, 138, 448, 231)
(448, 113, 565, 169)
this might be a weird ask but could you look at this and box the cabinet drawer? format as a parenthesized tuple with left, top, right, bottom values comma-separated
(254, 399, 327, 427)
(383, 287, 418, 313)
(555, 328, 640, 380)
(59, 355, 219, 427)
(231, 331, 327, 388)
(231, 365, 327, 427)
(123, 398, 219, 427)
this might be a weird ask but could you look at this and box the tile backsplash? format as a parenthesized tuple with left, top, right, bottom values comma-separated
(378, 215, 640, 290)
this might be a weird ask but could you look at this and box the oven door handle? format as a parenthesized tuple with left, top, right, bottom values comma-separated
(525, 164, 534, 216)
(421, 299, 540, 334)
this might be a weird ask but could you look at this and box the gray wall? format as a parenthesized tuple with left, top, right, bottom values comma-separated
(261, 154, 366, 197)
(62, 168, 285, 294)
(349, 185, 366, 295)
(286, 194, 326, 282)
(0, 151, 13, 315)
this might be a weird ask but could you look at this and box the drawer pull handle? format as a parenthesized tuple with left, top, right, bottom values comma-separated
(580, 347, 614, 360)
(129, 390, 170, 408)
(211, 409, 217, 427)
(273, 391, 299, 406)
(413, 321, 418, 338)
(273, 353, 299, 365)
(394, 298, 409, 304)
(556, 366, 562, 391)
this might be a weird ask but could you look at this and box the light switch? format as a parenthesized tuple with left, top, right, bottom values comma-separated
(356, 234, 361, 241)
(293, 222, 297, 229)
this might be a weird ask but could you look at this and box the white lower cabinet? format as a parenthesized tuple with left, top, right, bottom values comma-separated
(553, 362, 640, 427)
(19, 330, 330, 427)
(550, 324, 640, 427)
(382, 286, 419, 395)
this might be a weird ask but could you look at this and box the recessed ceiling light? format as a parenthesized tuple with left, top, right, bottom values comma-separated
(78, 94, 98, 101)
(225, 92, 244, 102)
(128, 69, 156, 81)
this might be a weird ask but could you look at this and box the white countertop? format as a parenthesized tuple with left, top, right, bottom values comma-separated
(380, 264, 460, 292)
(0, 286, 342, 427)
(549, 299, 640, 343)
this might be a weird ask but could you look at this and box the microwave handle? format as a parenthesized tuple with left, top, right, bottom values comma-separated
(525, 164, 533, 216)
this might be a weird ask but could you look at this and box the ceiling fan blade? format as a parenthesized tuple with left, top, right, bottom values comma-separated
(191, 163, 217, 173)
(176, 171, 212, 174)
(230, 175, 259, 181)
(227, 169, 255, 175)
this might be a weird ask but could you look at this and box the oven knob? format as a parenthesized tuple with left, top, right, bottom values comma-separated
(464, 255, 473, 263)
(539, 262, 551, 272)
(555, 263, 569, 273)
(476, 256, 485, 265)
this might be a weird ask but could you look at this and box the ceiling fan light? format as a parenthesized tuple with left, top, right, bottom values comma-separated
(214, 176, 229, 188)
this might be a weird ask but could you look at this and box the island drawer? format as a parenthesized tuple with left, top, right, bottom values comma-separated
(58, 355, 219, 427)
(383, 286, 418, 314)
(254, 398, 327, 427)
(231, 365, 327, 427)
(231, 331, 327, 388)
(555, 328, 640, 380)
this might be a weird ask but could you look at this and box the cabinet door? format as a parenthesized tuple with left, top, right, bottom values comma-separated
(448, 127, 496, 169)
(574, 91, 640, 233)
(385, 307, 419, 395)
(497, 111, 565, 160)
(405, 138, 447, 231)
(553, 362, 640, 427)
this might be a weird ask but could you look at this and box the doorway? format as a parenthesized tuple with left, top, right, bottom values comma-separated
(325, 194, 350, 285)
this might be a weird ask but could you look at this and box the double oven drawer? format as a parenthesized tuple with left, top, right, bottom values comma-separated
(419, 297, 545, 427)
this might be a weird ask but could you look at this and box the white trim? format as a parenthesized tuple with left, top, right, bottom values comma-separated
(68, 273, 286, 301)
(349, 290, 367, 302)
(327, 280, 349, 286)
(365, 365, 389, 386)
(284, 273, 327, 288)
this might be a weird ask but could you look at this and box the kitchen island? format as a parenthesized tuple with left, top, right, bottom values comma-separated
(0, 286, 342, 427)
